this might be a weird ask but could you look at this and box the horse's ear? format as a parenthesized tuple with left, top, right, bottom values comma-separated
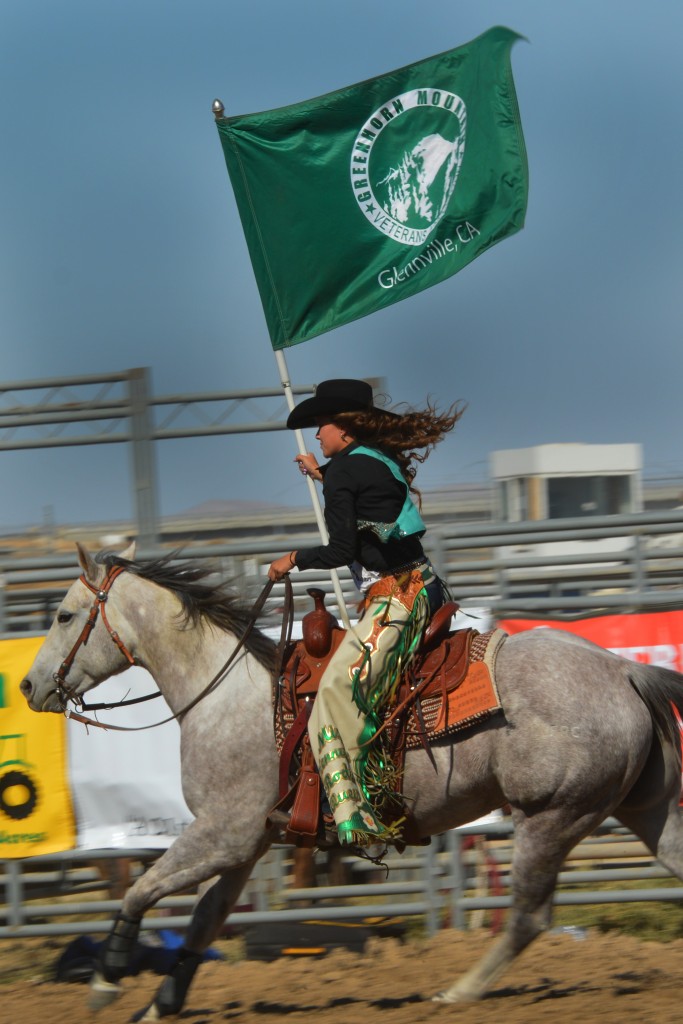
(76, 542, 100, 583)
(119, 540, 136, 562)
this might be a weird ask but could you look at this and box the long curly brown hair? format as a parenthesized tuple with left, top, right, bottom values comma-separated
(333, 399, 465, 502)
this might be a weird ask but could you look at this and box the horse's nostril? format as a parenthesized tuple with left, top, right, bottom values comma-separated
(20, 678, 33, 698)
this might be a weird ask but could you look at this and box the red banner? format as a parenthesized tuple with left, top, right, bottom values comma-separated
(497, 610, 683, 800)
(497, 610, 683, 673)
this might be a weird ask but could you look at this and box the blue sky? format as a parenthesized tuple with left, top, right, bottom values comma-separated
(2, 0, 682, 529)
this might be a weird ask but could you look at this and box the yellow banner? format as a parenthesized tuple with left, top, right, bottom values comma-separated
(0, 637, 75, 857)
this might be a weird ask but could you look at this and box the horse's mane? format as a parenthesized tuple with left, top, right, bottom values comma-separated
(99, 551, 277, 672)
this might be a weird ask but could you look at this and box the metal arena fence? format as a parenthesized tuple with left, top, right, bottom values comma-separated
(2, 819, 682, 940)
(3, 508, 683, 634)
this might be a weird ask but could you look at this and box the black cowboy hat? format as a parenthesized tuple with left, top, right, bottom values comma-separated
(286, 379, 397, 430)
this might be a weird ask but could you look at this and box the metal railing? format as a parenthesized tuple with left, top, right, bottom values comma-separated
(3, 509, 683, 633)
(2, 820, 682, 940)
(1, 369, 320, 547)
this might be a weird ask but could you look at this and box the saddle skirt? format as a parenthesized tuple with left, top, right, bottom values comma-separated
(273, 593, 506, 779)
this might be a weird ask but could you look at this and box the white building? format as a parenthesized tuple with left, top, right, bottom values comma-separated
(490, 443, 642, 561)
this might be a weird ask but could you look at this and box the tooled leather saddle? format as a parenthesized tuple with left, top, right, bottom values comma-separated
(271, 588, 505, 847)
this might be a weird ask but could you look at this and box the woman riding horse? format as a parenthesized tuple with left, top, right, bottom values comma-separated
(268, 378, 463, 849)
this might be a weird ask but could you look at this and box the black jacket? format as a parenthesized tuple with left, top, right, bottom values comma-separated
(294, 442, 425, 574)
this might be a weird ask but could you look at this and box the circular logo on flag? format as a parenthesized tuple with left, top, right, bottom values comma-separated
(351, 88, 467, 247)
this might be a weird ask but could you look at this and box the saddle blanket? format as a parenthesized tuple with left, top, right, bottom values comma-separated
(404, 627, 505, 748)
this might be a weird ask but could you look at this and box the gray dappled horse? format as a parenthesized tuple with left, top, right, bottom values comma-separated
(20, 543, 683, 1019)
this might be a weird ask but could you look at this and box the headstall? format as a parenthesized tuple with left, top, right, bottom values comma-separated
(52, 568, 282, 733)
(53, 563, 139, 712)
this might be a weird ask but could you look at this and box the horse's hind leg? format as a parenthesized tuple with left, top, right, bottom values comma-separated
(616, 764, 683, 884)
(434, 807, 603, 1003)
(132, 864, 254, 1022)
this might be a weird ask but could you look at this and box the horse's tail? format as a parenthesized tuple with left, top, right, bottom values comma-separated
(628, 662, 683, 771)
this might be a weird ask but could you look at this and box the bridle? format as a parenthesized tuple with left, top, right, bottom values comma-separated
(53, 563, 139, 712)
(52, 564, 286, 733)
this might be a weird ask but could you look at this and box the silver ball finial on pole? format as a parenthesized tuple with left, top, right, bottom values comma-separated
(212, 99, 225, 121)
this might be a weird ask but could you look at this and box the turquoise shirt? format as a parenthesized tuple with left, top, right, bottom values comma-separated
(350, 445, 426, 542)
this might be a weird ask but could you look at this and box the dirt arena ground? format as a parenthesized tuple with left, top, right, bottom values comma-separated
(2, 929, 683, 1024)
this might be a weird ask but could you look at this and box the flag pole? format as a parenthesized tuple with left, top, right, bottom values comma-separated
(273, 349, 351, 628)
(212, 98, 350, 626)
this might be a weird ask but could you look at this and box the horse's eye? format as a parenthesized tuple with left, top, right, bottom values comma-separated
(57, 610, 73, 624)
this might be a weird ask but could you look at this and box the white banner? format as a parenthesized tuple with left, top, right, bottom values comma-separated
(67, 667, 192, 850)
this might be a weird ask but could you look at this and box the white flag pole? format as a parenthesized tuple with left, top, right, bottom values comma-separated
(211, 102, 350, 627)
(274, 349, 351, 628)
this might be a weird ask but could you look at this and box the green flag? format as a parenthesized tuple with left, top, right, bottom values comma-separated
(216, 26, 528, 350)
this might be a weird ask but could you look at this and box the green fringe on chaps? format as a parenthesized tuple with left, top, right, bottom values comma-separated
(351, 585, 429, 837)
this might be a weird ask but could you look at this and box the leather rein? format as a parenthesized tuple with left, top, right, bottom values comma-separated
(54, 564, 282, 733)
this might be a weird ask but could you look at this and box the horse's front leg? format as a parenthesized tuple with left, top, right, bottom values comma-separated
(89, 816, 268, 1012)
(131, 865, 257, 1022)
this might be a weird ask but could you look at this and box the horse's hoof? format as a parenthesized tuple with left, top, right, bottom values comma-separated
(88, 972, 123, 1011)
(432, 990, 458, 1004)
(432, 986, 478, 1004)
(130, 1002, 161, 1022)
